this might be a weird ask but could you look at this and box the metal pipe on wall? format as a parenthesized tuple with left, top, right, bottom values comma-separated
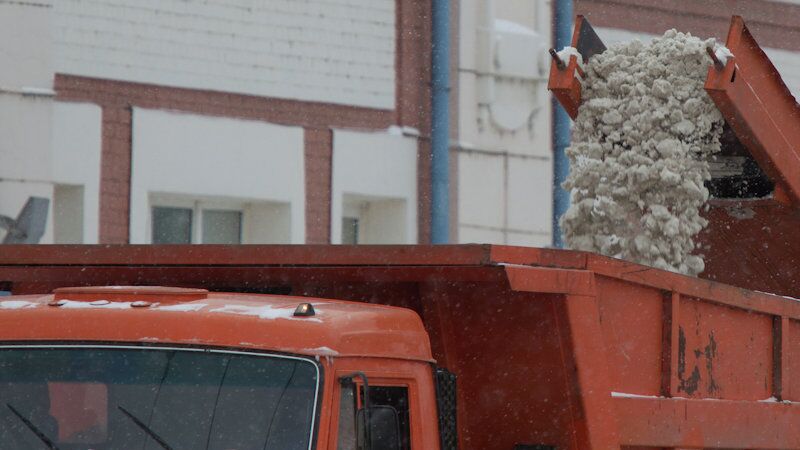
(552, 0, 573, 248)
(431, 0, 451, 244)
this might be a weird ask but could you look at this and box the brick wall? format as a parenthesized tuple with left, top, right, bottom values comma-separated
(396, 0, 433, 243)
(54, 0, 434, 245)
(55, 75, 397, 243)
(53, 0, 397, 109)
(304, 128, 333, 244)
(576, 0, 800, 51)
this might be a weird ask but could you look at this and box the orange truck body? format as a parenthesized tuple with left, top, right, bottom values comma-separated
(1, 244, 799, 449)
(549, 15, 800, 300)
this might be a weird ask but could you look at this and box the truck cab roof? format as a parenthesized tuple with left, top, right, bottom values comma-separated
(0, 286, 433, 362)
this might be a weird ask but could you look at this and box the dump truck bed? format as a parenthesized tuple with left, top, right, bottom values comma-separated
(1, 244, 799, 449)
(549, 15, 800, 300)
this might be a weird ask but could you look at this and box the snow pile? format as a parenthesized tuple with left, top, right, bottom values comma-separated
(561, 30, 724, 275)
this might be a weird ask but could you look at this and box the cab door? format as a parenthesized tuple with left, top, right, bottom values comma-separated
(326, 358, 440, 450)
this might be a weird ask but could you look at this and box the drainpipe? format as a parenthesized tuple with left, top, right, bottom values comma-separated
(552, 0, 573, 248)
(431, 0, 450, 244)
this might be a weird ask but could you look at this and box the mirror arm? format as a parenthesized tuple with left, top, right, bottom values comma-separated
(339, 371, 371, 450)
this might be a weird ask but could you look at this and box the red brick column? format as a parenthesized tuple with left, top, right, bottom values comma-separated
(304, 128, 333, 243)
(397, 0, 434, 243)
(99, 105, 133, 243)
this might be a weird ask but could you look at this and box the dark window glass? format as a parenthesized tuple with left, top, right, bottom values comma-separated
(341, 217, 359, 245)
(201, 209, 242, 244)
(339, 385, 411, 450)
(366, 386, 411, 450)
(0, 347, 318, 450)
(152, 206, 193, 244)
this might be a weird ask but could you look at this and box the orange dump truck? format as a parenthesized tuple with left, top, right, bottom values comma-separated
(1, 244, 799, 449)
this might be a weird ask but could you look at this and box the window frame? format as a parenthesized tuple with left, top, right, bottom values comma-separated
(332, 373, 419, 450)
(0, 343, 323, 450)
(149, 195, 245, 244)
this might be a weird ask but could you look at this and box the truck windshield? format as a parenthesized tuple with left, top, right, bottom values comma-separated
(0, 346, 319, 450)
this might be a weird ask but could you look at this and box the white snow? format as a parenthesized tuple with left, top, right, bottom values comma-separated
(154, 303, 207, 312)
(302, 346, 339, 356)
(613, 392, 795, 404)
(562, 30, 724, 276)
(610, 391, 663, 399)
(556, 46, 584, 69)
(209, 304, 322, 322)
(755, 290, 800, 302)
(714, 45, 734, 66)
(0, 300, 38, 309)
(56, 300, 133, 309)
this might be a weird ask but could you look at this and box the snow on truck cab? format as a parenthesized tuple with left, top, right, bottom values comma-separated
(0, 285, 451, 450)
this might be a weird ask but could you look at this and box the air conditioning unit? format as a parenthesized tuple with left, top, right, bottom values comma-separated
(476, 16, 548, 133)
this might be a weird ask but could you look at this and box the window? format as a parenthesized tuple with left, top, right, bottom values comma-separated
(148, 195, 292, 244)
(152, 206, 193, 244)
(340, 195, 407, 244)
(152, 206, 241, 244)
(201, 209, 242, 244)
(0, 346, 319, 450)
(337, 382, 411, 450)
(341, 217, 359, 244)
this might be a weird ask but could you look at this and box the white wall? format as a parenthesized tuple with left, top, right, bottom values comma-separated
(1, 101, 102, 244)
(130, 108, 305, 244)
(331, 130, 418, 244)
(0, 1, 53, 89)
(457, 0, 553, 246)
(0, 0, 54, 185)
(53, 185, 84, 243)
(53, 0, 396, 109)
(0, 1, 62, 244)
(51, 102, 102, 243)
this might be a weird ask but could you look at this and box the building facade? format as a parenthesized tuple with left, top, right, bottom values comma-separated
(1, 0, 441, 245)
(2, 0, 800, 246)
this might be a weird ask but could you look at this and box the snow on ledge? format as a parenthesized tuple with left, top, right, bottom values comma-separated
(0, 300, 38, 309)
(612, 392, 796, 404)
(610, 391, 662, 399)
(302, 346, 339, 357)
(209, 304, 322, 322)
(154, 303, 207, 312)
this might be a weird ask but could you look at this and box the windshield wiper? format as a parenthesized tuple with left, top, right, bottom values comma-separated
(5, 403, 61, 450)
(117, 405, 174, 450)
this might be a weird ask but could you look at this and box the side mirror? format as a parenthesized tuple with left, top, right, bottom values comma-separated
(356, 405, 401, 450)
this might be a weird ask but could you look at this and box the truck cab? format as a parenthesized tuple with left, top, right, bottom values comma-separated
(0, 286, 453, 449)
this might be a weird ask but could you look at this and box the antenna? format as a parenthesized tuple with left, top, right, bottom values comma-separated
(0, 197, 49, 244)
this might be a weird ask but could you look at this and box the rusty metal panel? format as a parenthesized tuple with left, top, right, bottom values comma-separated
(417, 284, 577, 450)
(615, 396, 800, 448)
(700, 200, 800, 299)
(595, 276, 664, 396)
(0, 244, 496, 266)
(676, 297, 773, 400)
(785, 320, 800, 402)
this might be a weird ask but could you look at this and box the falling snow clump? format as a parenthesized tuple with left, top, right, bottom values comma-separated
(561, 30, 724, 275)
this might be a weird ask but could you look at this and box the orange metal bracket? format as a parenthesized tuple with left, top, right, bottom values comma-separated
(548, 15, 606, 120)
(705, 16, 800, 205)
(548, 53, 583, 120)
